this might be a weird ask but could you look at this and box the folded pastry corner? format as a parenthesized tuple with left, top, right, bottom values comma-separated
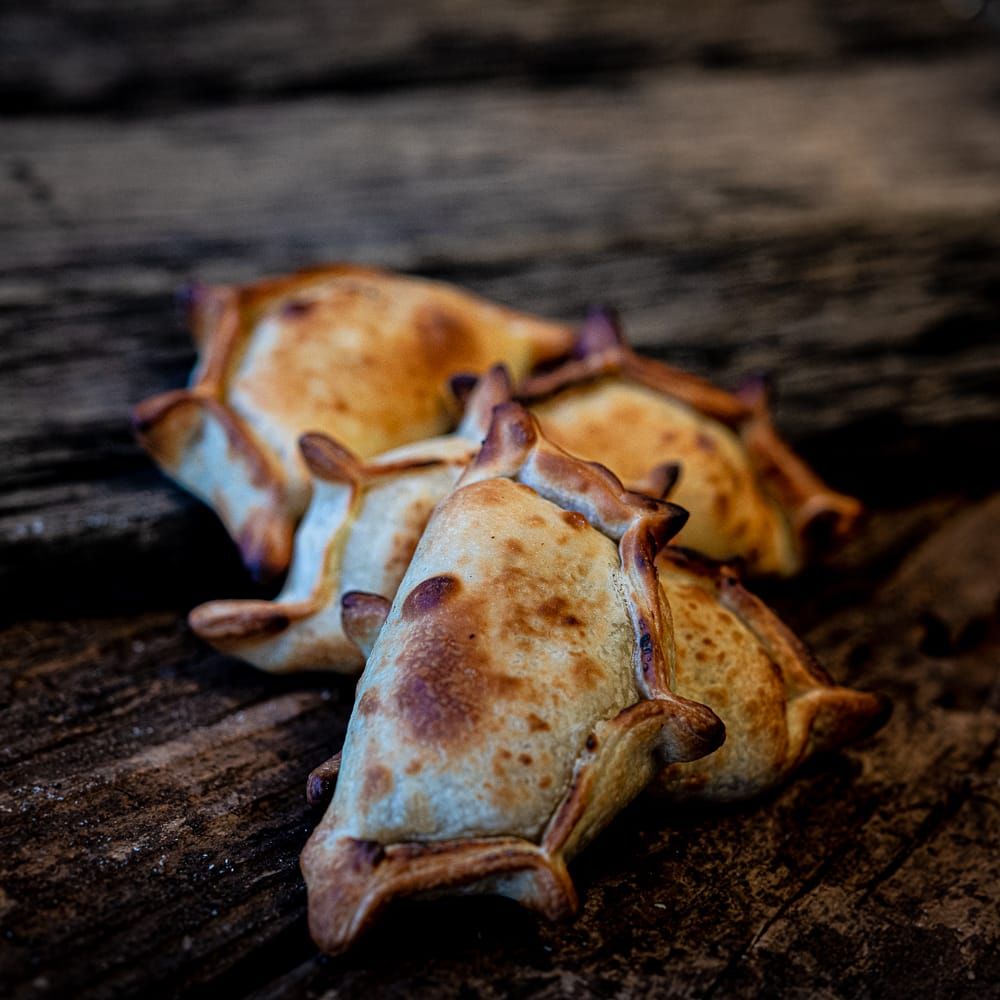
(655, 547, 890, 802)
(521, 308, 861, 576)
(134, 265, 574, 579)
(301, 403, 724, 954)
(188, 365, 514, 673)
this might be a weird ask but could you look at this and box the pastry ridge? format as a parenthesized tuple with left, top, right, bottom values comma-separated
(520, 308, 862, 575)
(302, 404, 724, 954)
(189, 366, 515, 673)
(134, 266, 573, 579)
(655, 546, 890, 801)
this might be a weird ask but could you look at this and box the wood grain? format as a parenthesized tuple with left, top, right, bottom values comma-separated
(5, 55, 1000, 277)
(2, 499, 996, 999)
(3, 3, 999, 996)
(3, 53, 1000, 615)
(0, 1, 988, 113)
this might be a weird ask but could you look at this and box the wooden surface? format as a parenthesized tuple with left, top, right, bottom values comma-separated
(2, 3, 999, 997)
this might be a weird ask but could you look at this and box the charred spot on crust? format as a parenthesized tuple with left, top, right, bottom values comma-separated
(415, 304, 473, 365)
(537, 595, 584, 628)
(492, 673, 528, 698)
(571, 653, 603, 689)
(396, 655, 478, 747)
(402, 575, 461, 618)
(280, 298, 315, 318)
(526, 713, 550, 732)
(357, 689, 380, 717)
(518, 753, 533, 766)
(638, 630, 655, 674)
(469, 480, 509, 506)
(362, 765, 393, 805)
(585, 734, 598, 752)
(393, 580, 532, 746)
(392, 618, 527, 747)
(695, 431, 718, 452)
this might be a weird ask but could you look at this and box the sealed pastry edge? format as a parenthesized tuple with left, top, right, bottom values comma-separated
(519, 308, 862, 573)
(656, 546, 891, 799)
(300, 403, 726, 955)
(187, 366, 515, 673)
(132, 264, 574, 580)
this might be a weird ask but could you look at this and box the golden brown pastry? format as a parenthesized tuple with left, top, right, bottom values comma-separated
(187, 366, 513, 674)
(132, 265, 572, 579)
(301, 404, 725, 955)
(656, 547, 889, 801)
(522, 308, 861, 576)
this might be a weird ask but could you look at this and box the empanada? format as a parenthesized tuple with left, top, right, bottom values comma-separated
(187, 366, 513, 674)
(132, 265, 572, 579)
(301, 404, 725, 954)
(522, 309, 861, 576)
(656, 547, 890, 801)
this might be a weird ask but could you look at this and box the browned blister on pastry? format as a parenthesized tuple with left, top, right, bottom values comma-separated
(132, 265, 573, 579)
(655, 548, 890, 801)
(522, 309, 860, 576)
(301, 404, 725, 955)
(188, 366, 513, 673)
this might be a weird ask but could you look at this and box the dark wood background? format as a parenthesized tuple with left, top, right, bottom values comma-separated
(2, 3, 998, 997)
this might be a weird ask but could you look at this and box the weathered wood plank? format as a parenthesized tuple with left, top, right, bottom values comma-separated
(5, 55, 1000, 280)
(0, 613, 351, 998)
(0, 0, 989, 113)
(2, 496, 997, 999)
(2, 55, 999, 615)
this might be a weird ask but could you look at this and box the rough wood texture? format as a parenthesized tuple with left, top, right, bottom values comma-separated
(2, 3, 999, 997)
(2, 500, 997, 999)
(0, 1, 987, 113)
(4, 51, 1000, 614)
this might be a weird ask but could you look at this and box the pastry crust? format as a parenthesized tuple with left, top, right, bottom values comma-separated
(655, 547, 890, 801)
(521, 308, 861, 576)
(301, 404, 724, 954)
(188, 366, 513, 674)
(133, 265, 573, 579)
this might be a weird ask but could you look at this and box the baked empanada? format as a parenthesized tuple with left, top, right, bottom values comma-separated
(522, 309, 861, 576)
(132, 265, 572, 579)
(187, 366, 513, 674)
(301, 404, 725, 954)
(655, 547, 890, 801)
